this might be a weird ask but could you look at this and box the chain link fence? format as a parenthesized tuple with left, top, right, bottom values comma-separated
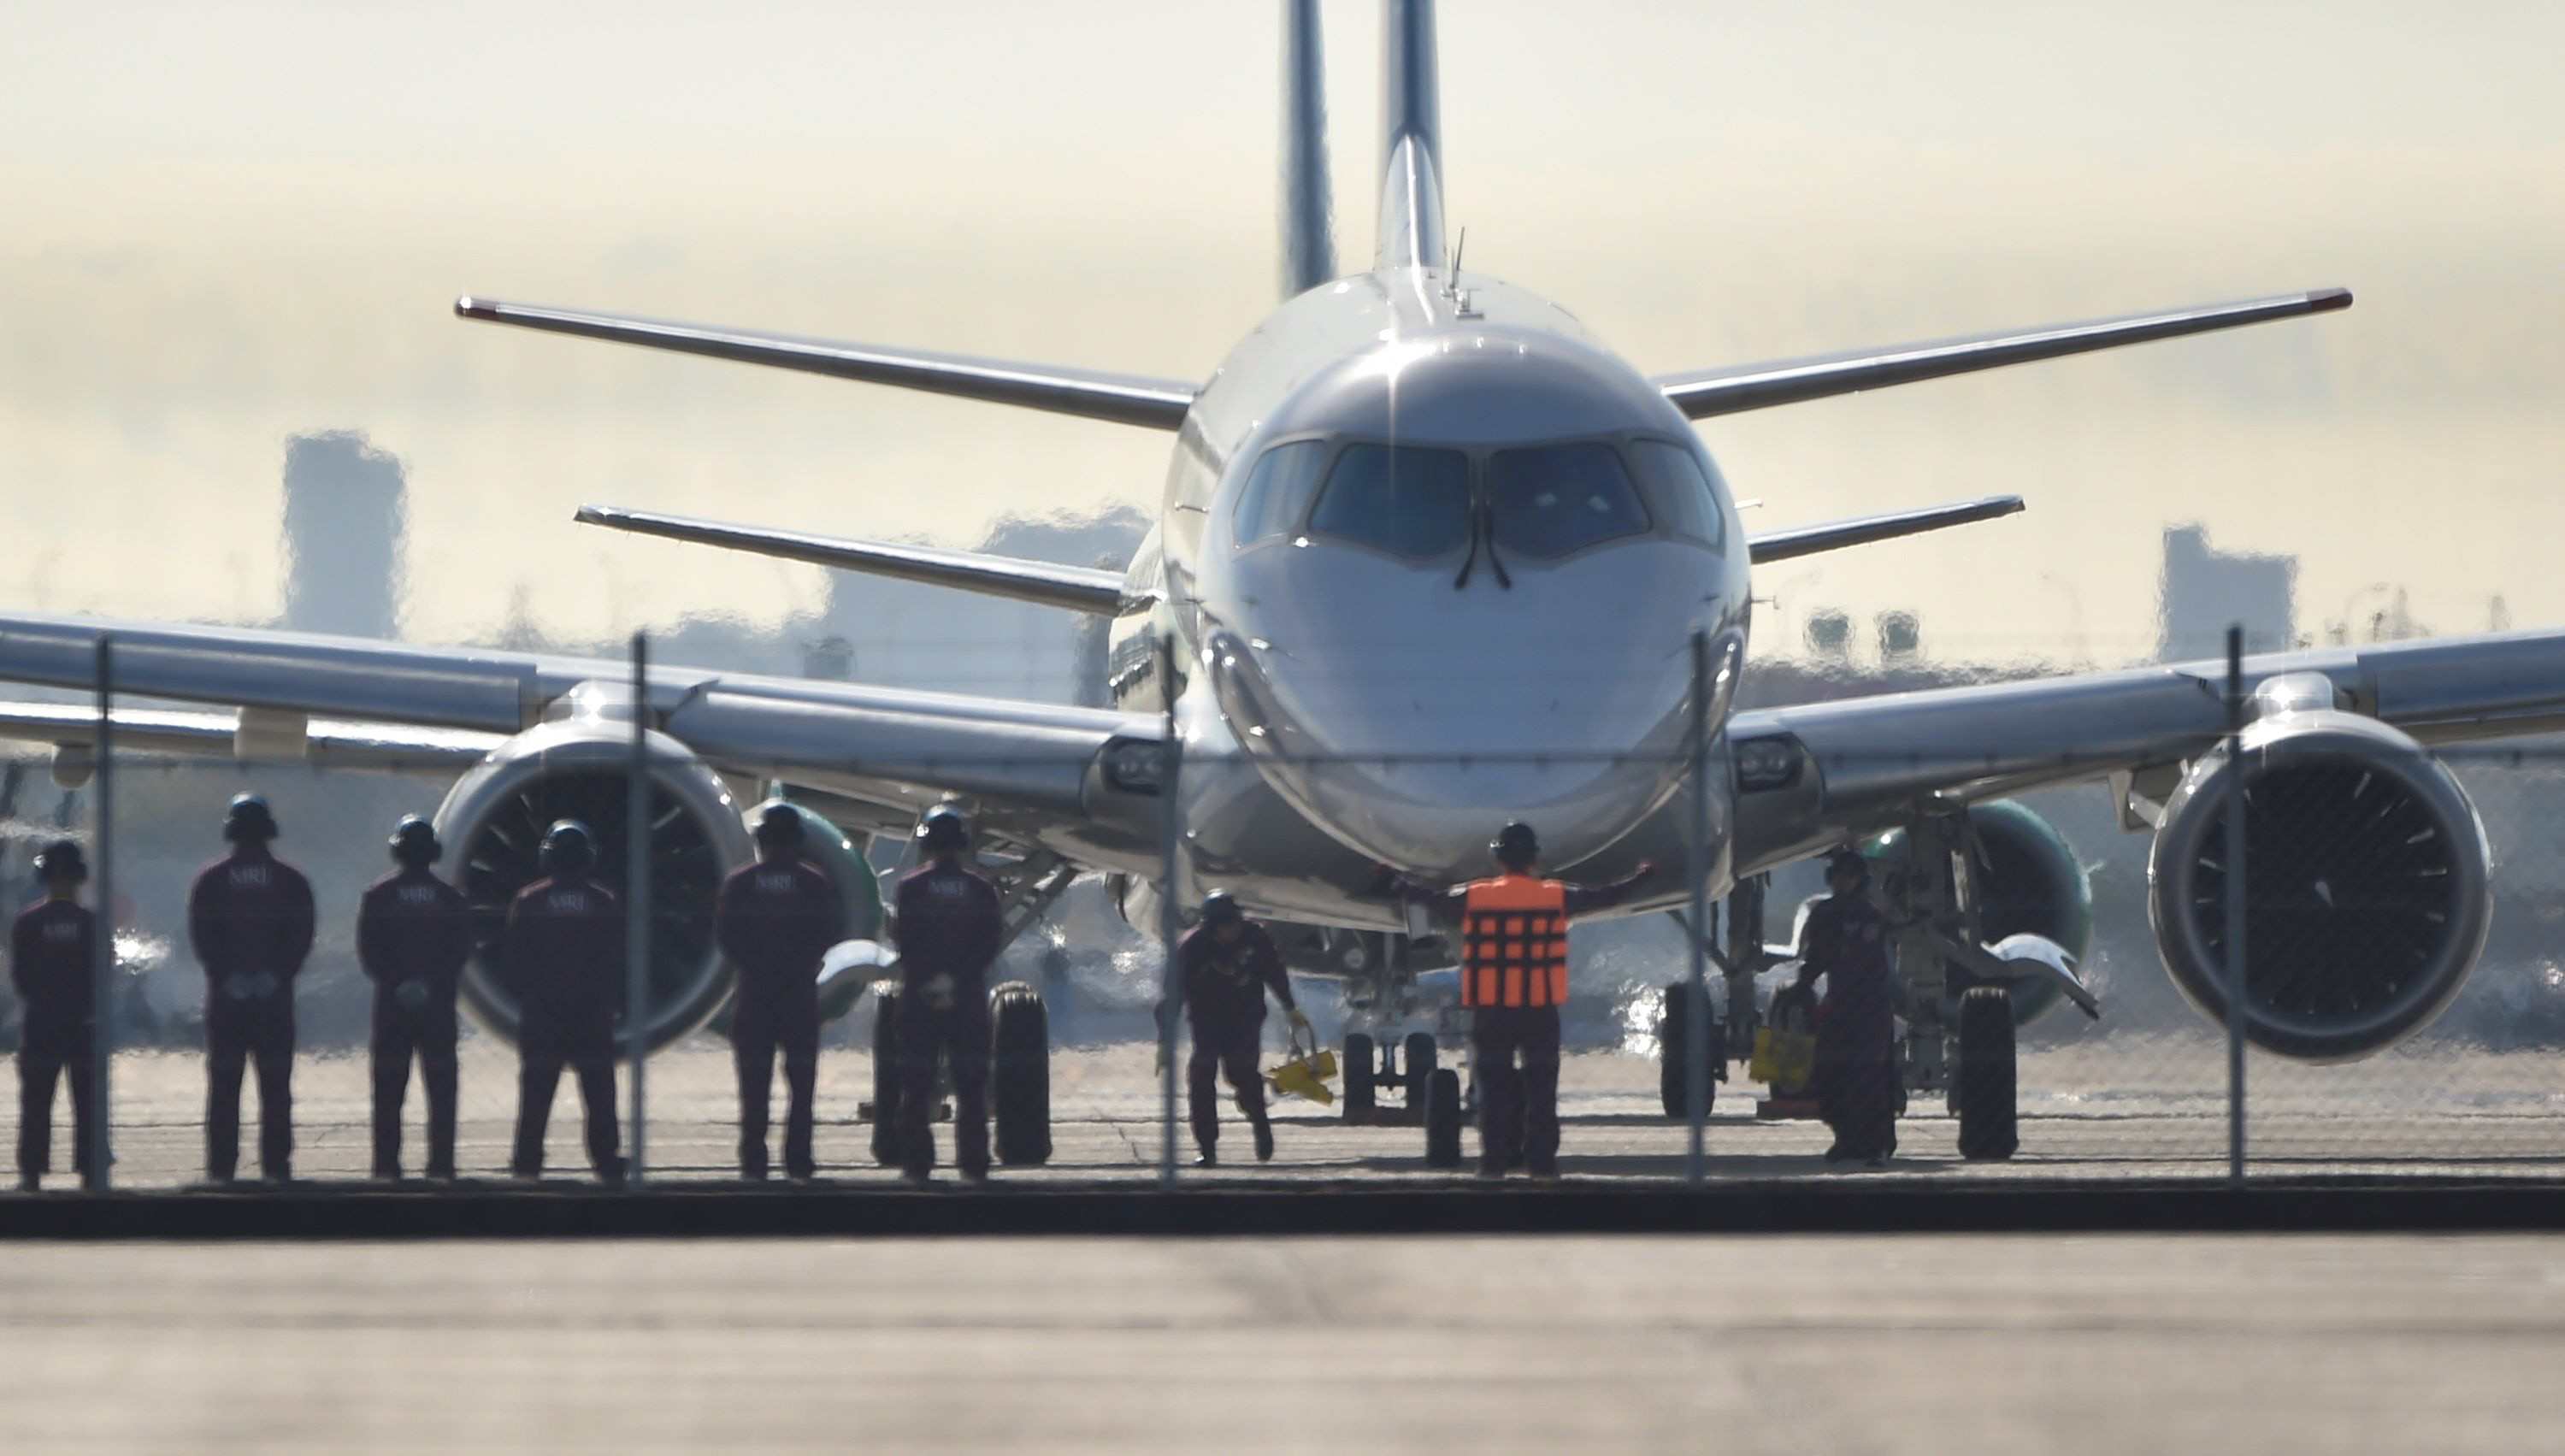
(6, 638, 2565, 1194)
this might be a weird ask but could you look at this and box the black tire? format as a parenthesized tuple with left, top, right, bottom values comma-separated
(1657, 981, 1718, 1120)
(989, 981, 1053, 1167)
(1424, 1068, 1464, 1168)
(1343, 1032, 1377, 1118)
(1401, 1030, 1437, 1106)
(869, 983, 903, 1167)
(1956, 983, 2020, 1161)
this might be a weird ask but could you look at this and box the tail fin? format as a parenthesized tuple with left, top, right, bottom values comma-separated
(1375, 0, 1446, 272)
(1280, 0, 1336, 298)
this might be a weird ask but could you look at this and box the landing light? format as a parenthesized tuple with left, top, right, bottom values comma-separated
(1733, 736, 1804, 792)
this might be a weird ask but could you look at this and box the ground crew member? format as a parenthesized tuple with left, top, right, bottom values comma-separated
(891, 805, 1001, 1185)
(189, 793, 315, 1184)
(1407, 822, 1653, 1182)
(506, 820, 626, 1184)
(13, 840, 97, 1191)
(714, 802, 844, 1182)
(1784, 848, 1897, 1166)
(1159, 891, 1309, 1166)
(358, 815, 470, 1182)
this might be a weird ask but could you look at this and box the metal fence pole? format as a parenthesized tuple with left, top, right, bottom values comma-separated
(86, 636, 114, 1192)
(627, 630, 650, 1186)
(1156, 638, 1183, 1188)
(2224, 624, 2248, 1188)
(1684, 630, 1713, 1186)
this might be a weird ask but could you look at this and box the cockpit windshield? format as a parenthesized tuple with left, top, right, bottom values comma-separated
(1306, 444, 1472, 560)
(1485, 442, 1651, 559)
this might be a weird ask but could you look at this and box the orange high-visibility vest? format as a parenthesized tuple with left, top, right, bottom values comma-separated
(1461, 874, 1571, 1009)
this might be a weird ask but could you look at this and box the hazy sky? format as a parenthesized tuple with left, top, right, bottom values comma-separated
(6, 1, 2562, 664)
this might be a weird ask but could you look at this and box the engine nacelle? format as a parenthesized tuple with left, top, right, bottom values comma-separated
(2146, 710, 2490, 1062)
(435, 717, 753, 1052)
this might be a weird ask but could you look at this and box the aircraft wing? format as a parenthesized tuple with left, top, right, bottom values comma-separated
(1726, 628, 2565, 873)
(0, 612, 1168, 871)
(455, 298, 1197, 431)
(1652, 289, 2350, 420)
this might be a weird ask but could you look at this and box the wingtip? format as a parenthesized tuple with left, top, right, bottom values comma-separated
(2308, 286, 2354, 313)
(573, 504, 614, 526)
(453, 295, 498, 320)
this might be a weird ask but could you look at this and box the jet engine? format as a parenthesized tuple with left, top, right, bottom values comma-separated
(2146, 710, 2490, 1061)
(434, 717, 752, 1052)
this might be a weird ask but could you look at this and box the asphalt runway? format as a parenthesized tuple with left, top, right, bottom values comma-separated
(32, 1041, 2565, 1190)
(2, 1232, 2562, 1453)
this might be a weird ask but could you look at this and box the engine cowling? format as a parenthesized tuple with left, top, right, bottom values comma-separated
(2146, 710, 2490, 1062)
(434, 717, 753, 1052)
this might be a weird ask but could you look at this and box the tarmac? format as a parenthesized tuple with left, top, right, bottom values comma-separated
(3, 1232, 2563, 1452)
(7, 1044, 2565, 1450)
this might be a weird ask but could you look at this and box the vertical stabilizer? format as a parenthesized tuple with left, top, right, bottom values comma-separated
(1375, 0, 1446, 272)
(1281, 0, 1336, 298)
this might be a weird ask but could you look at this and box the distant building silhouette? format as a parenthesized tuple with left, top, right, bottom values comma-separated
(2157, 524, 2295, 663)
(280, 431, 406, 639)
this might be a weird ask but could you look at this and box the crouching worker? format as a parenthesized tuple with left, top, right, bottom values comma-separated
(1159, 892, 1309, 1167)
(13, 840, 97, 1191)
(715, 803, 844, 1182)
(1784, 848, 1897, 1167)
(507, 821, 626, 1185)
(359, 816, 469, 1181)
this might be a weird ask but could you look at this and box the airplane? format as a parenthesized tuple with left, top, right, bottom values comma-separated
(2, 0, 2555, 1165)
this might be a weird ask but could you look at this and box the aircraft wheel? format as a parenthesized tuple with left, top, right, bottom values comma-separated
(870, 984, 903, 1167)
(1424, 1068, 1464, 1168)
(990, 981, 1053, 1167)
(1658, 981, 1717, 1120)
(1956, 983, 2020, 1161)
(1401, 1030, 1437, 1107)
(1343, 1032, 1377, 1119)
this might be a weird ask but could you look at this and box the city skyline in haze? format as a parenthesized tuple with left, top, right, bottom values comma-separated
(5, 1, 2560, 666)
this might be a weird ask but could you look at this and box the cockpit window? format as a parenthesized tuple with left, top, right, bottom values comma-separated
(1306, 444, 1473, 559)
(1486, 442, 1651, 559)
(1629, 439, 1725, 548)
(1230, 439, 1330, 546)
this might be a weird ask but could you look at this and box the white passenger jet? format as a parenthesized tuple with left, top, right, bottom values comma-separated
(3, 1, 2553, 1158)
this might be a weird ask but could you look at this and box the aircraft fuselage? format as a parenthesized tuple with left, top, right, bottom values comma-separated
(1107, 264, 1749, 927)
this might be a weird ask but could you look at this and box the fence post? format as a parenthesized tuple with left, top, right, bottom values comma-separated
(1157, 637, 1184, 1188)
(2224, 624, 2247, 1188)
(1685, 630, 1713, 1186)
(627, 630, 650, 1186)
(87, 636, 114, 1192)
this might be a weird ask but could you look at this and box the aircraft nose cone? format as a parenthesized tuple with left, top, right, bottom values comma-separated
(1205, 557, 1713, 879)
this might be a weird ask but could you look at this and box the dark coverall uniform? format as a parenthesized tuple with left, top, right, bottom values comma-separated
(357, 865, 470, 1179)
(1165, 920, 1297, 1157)
(714, 856, 843, 1180)
(892, 858, 1001, 1180)
(189, 847, 315, 1182)
(1414, 867, 1652, 1178)
(1796, 890, 1896, 1159)
(506, 875, 625, 1181)
(12, 898, 97, 1184)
